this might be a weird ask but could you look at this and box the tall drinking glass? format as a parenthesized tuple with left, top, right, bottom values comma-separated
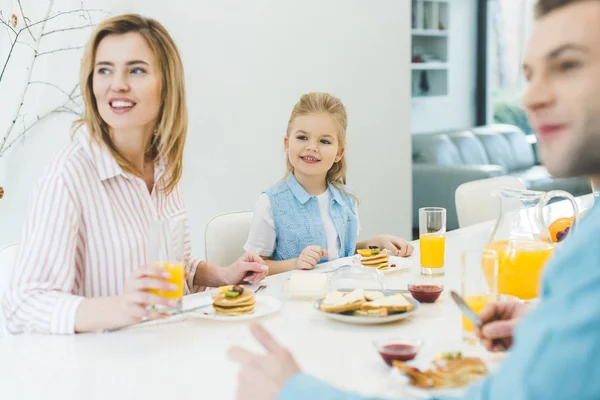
(419, 207, 446, 276)
(460, 249, 498, 344)
(146, 219, 186, 314)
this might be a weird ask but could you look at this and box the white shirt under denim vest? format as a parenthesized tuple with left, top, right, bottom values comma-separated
(244, 174, 359, 263)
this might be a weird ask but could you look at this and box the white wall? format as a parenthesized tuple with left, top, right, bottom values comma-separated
(0, 0, 412, 258)
(410, 0, 477, 133)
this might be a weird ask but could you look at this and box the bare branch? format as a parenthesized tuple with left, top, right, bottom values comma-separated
(0, 104, 79, 156)
(0, 0, 56, 155)
(26, 8, 107, 30)
(16, 40, 37, 53)
(17, 0, 36, 41)
(29, 81, 81, 109)
(35, 45, 84, 57)
(42, 23, 94, 37)
(0, 14, 18, 36)
(0, 31, 21, 82)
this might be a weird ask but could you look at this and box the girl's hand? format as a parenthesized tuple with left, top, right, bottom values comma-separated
(370, 235, 414, 257)
(294, 246, 327, 270)
(116, 266, 179, 326)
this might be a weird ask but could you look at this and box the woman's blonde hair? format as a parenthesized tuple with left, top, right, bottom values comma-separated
(286, 92, 358, 204)
(74, 14, 187, 194)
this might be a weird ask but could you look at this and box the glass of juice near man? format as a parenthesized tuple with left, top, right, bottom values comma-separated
(419, 207, 446, 276)
(146, 219, 186, 314)
(461, 249, 503, 344)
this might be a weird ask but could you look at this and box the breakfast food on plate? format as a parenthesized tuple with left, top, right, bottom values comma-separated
(357, 246, 390, 270)
(364, 290, 385, 301)
(393, 355, 488, 389)
(353, 308, 388, 317)
(319, 288, 366, 313)
(212, 285, 256, 316)
(360, 293, 415, 313)
(319, 288, 414, 317)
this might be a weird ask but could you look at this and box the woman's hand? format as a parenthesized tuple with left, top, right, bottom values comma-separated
(294, 246, 327, 270)
(224, 252, 269, 285)
(363, 234, 414, 257)
(116, 265, 179, 325)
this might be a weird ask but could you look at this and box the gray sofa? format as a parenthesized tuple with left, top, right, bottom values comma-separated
(412, 124, 592, 233)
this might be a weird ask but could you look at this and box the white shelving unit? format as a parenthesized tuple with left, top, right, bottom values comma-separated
(411, 0, 449, 99)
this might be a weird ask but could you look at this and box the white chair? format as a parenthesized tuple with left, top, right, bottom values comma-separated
(455, 176, 526, 228)
(204, 210, 254, 267)
(0, 242, 18, 338)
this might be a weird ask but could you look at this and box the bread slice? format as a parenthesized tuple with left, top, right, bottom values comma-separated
(353, 308, 388, 317)
(319, 288, 366, 313)
(361, 293, 414, 313)
(364, 290, 385, 301)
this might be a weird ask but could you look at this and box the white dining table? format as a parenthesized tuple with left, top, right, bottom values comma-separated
(0, 194, 594, 400)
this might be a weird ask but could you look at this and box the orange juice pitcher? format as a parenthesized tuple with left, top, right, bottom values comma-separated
(485, 189, 579, 301)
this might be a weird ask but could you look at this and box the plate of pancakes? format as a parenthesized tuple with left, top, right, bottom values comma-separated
(354, 247, 412, 274)
(188, 285, 282, 321)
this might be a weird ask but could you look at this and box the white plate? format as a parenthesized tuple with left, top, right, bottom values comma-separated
(313, 293, 420, 325)
(188, 295, 282, 321)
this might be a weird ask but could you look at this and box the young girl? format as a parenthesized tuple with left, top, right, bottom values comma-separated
(244, 92, 414, 274)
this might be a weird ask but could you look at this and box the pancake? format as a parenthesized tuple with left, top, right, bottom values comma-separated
(361, 254, 389, 265)
(359, 247, 390, 270)
(214, 303, 256, 316)
(212, 285, 256, 316)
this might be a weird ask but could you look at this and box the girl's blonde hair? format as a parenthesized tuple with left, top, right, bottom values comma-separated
(286, 92, 358, 204)
(74, 14, 187, 194)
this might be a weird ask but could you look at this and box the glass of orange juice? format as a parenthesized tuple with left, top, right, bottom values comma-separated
(146, 219, 186, 314)
(461, 249, 498, 344)
(419, 207, 446, 276)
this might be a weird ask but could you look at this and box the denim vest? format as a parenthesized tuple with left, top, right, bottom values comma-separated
(265, 174, 359, 263)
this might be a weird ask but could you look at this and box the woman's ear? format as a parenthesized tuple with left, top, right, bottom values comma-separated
(335, 147, 345, 163)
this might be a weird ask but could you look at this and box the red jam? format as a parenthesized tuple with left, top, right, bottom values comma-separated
(408, 284, 443, 303)
(378, 344, 418, 365)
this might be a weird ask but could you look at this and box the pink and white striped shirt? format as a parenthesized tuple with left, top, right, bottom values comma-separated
(2, 127, 203, 334)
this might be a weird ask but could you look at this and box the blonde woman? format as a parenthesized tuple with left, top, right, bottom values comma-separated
(2, 14, 267, 334)
(243, 92, 413, 275)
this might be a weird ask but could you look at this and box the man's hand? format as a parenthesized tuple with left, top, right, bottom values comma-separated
(475, 300, 529, 351)
(228, 323, 301, 400)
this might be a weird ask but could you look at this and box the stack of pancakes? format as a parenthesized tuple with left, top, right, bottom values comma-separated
(357, 248, 389, 270)
(213, 286, 256, 316)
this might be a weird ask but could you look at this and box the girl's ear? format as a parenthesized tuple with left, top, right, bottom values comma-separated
(284, 136, 289, 153)
(335, 146, 345, 163)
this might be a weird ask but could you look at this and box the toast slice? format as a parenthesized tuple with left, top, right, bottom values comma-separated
(353, 308, 388, 317)
(319, 288, 366, 313)
(364, 290, 385, 301)
(361, 293, 414, 313)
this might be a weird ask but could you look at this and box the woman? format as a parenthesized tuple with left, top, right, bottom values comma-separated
(1, 14, 267, 334)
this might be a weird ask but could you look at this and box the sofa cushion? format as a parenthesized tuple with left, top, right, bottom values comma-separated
(472, 125, 535, 172)
(412, 133, 462, 166)
(513, 166, 592, 196)
(448, 131, 490, 165)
